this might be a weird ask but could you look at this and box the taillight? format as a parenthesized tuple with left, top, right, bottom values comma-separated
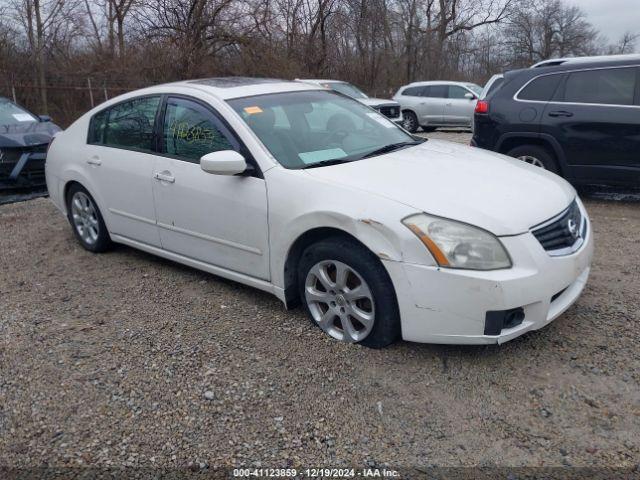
(475, 100, 489, 114)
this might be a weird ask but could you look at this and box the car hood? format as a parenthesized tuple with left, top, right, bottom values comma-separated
(0, 121, 61, 148)
(304, 140, 576, 236)
(357, 97, 399, 108)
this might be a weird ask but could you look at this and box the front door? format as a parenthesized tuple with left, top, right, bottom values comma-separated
(151, 96, 270, 280)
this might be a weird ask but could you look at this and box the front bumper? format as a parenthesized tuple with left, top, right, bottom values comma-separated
(384, 216, 594, 345)
(0, 150, 47, 188)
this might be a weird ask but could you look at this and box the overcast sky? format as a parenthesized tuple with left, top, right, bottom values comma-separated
(573, 0, 640, 46)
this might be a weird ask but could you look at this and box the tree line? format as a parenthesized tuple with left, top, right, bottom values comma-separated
(1, 0, 637, 126)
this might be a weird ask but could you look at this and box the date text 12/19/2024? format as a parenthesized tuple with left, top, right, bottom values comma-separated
(233, 468, 401, 478)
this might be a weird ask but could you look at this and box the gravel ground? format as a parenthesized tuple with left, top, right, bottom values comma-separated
(1, 131, 639, 473)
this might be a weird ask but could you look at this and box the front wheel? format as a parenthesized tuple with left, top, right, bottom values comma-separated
(66, 184, 112, 252)
(298, 237, 400, 349)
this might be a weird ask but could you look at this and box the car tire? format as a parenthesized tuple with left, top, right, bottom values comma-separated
(66, 184, 112, 253)
(507, 145, 559, 174)
(402, 111, 419, 133)
(298, 237, 401, 349)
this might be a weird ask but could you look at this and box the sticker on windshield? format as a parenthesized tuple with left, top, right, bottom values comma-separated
(12, 113, 35, 122)
(298, 148, 347, 165)
(366, 112, 395, 128)
(243, 106, 263, 115)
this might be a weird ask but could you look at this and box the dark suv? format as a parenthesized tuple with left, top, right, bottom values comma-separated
(472, 55, 640, 186)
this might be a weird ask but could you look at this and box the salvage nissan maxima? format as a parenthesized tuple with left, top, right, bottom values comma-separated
(45, 77, 593, 348)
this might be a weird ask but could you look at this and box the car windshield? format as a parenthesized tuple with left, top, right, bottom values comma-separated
(228, 90, 419, 169)
(0, 99, 38, 126)
(465, 83, 483, 96)
(324, 82, 368, 99)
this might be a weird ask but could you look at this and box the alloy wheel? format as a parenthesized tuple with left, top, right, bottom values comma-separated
(304, 260, 375, 342)
(403, 115, 416, 132)
(518, 155, 545, 168)
(71, 191, 99, 245)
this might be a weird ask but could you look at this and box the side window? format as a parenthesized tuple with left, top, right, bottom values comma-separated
(162, 97, 234, 163)
(89, 96, 160, 152)
(448, 86, 471, 99)
(563, 68, 636, 105)
(402, 86, 423, 96)
(88, 109, 108, 144)
(426, 85, 448, 98)
(519, 74, 563, 101)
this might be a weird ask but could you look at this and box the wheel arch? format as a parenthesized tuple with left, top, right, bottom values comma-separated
(280, 218, 405, 309)
(496, 133, 568, 176)
(60, 172, 109, 228)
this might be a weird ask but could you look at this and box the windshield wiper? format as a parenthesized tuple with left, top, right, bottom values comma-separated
(301, 158, 355, 169)
(360, 139, 425, 159)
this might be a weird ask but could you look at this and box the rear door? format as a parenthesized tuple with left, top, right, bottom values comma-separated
(443, 85, 476, 126)
(419, 85, 446, 126)
(85, 95, 162, 246)
(541, 66, 640, 184)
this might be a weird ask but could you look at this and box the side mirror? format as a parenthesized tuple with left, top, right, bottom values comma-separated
(39, 115, 52, 122)
(200, 150, 248, 176)
(464, 93, 476, 100)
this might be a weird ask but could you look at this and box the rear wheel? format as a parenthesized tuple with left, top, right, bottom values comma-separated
(298, 237, 400, 349)
(66, 184, 112, 252)
(402, 111, 418, 133)
(507, 145, 559, 174)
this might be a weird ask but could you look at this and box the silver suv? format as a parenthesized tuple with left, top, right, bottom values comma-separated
(393, 81, 482, 132)
(296, 79, 403, 124)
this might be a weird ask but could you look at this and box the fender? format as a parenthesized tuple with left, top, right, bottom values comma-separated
(272, 210, 409, 292)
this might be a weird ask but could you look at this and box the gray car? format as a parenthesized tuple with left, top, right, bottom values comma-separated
(393, 81, 482, 133)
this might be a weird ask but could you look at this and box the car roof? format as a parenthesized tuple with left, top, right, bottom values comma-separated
(530, 54, 640, 69)
(402, 80, 477, 88)
(147, 77, 324, 100)
(295, 79, 347, 85)
(506, 54, 640, 83)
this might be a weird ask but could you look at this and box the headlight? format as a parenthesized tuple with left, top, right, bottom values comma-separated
(402, 214, 512, 270)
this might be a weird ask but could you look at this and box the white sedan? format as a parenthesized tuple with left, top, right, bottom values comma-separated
(45, 77, 593, 348)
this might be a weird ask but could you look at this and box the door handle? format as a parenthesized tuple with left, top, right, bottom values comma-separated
(446, 103, 452, 106)
(154, 171, 175, 183)
(548, 111, 574, 118)
(87, 157, 101, 166)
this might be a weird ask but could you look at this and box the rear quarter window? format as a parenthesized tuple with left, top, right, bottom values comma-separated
(518, 74, 563, 101)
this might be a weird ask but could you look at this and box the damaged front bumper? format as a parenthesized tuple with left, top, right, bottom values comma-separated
(0, 146, 47, 189)
(383, 218, 594, 345)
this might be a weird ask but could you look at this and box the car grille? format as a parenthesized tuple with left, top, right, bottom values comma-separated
(531, 200, 586, 255)
(376, 105, 400, 119)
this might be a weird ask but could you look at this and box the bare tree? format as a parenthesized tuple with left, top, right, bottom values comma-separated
(11, 0, 79, 113)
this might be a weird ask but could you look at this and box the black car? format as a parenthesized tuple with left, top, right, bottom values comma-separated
(0, 97, 61, 189)
(472, 55, 640, 186)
